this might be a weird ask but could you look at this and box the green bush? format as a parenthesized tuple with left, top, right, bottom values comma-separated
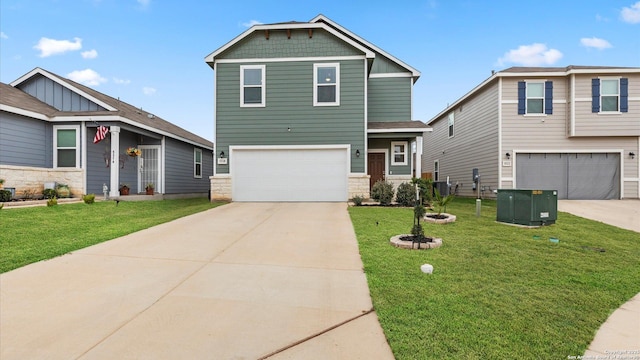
(395, 182, 416, 207)
(351, 195, 364, 206)
(43, 188, 57, 199)
(83, 194, 96, 204)
(0, 189, 12, 202)
(371, 180, 394, 206)
(47, 197, 57, 207)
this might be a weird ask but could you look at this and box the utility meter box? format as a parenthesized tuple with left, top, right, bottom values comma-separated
(496, 189, 557, 226)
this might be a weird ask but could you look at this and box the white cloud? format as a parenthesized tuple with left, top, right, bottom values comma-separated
(621, 1, 640, 23)
(0, 32, 8, 39)
(137, 0, 150, 7)
(580, 37, 612, 50)
(113, 77, 131, 85)
(67, 69, 107, 86)
(81, 49, 98, 59)
(143, 86, 156, 95)
(34, 37, 82, 57)
(241, 20, 262, 28)
(498, 43, 563, 66)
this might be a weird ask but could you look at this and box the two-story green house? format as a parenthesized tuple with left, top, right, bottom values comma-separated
(205, 14, 429, 201)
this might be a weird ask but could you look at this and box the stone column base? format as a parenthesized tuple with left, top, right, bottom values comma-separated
(210, 175, 232, 201)
(348, 174, 370, 199)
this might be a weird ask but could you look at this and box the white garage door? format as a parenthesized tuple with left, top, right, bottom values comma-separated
(231, 147, 349, 202)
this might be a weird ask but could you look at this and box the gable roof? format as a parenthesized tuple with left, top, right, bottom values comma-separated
(0, 82, 58, 120)
(427, 65, 640, 125)
(5, 68, 212, 149)
(205, 14, 420, 82)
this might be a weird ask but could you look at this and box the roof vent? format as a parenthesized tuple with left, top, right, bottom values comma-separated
(147, 114, 154, 119)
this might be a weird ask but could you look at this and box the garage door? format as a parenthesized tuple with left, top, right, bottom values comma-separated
(231, 147, 348, 202)
(516, 153, 620, 200)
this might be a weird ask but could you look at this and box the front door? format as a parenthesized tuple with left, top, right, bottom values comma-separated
(138, 145, 161, 194)
(368, 152, 386, 189)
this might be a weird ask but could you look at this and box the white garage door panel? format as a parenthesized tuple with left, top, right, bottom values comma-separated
(232, 148, 348, 202)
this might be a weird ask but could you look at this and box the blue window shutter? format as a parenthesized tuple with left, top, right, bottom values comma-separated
(544, 81, 553, 114)
(591, 78, 600, 113)
(620, 78, 628, 112)
(517, 81, 526, 114)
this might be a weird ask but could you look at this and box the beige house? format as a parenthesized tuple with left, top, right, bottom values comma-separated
(422, 66, 640, 200)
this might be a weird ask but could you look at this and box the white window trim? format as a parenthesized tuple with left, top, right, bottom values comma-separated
(53, 124, 80, 168)
(599, 77, 620, 113)
(240, 64, 265, 107)
(525, 81, 545, 115)
(391, 141, 408, 166)
(194, 148, 203, 178)
(433, 159, 440, 182)
(313, 63, 340, 106)
(448, 112, 455, 138)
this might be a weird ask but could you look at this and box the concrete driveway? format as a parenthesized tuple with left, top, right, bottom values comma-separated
(0, 203, 394, 359)
(558, 199, 640, 233)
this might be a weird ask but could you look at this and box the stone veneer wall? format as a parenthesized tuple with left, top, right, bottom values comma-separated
(0, 165, 84, 198)
(348, 174, 370, 199)
(210, 175, 232, 201)
(211, 174, 370, 202)
(385, 175, 413, 192)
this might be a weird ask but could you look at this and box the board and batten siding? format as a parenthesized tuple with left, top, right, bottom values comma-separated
(215, 59, 366, 174)
(423, 81, 500, 197)
(219, 29, 362, 59)
(572, 73, 640, 137)
(0, 111, 52, 167)
(368, 77, 411, 122)
(164, 138, 213, 194)
(17, 74, 107, 112)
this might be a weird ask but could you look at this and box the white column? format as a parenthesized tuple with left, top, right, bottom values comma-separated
(416, 135, 423, 177)
(109, 126, 121, 197)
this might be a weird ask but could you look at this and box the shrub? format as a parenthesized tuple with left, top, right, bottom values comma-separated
(47, 197, 58, 207)
(433, 189, 455, 215)
(83, 194, 96, 204)
(0, 189, 12, 202)
(43, 188, 57, 199)
(371, 180, 394, 206)
(395, 182, 416, 207)
(351, 195, 364, 206)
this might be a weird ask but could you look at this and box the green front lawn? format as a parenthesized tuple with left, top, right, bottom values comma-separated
(349, 198, 640, 359)
(0, 198, 226, 273)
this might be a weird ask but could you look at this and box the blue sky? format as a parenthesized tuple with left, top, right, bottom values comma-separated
(1, 0, 639, 141)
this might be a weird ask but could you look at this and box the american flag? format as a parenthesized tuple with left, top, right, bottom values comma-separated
(93, 125, 109, 144)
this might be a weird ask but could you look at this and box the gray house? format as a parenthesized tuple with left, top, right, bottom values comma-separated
(0, 68, 213, 199)
(422, 66, 640, 200)
(205, 14, 429, 202)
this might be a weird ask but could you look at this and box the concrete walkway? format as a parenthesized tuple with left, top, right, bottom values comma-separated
(558, 200, 640, 356)
(0, 202, 394, 359)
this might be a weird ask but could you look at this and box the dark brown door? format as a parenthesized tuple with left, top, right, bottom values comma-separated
(368, 153, 386, 189)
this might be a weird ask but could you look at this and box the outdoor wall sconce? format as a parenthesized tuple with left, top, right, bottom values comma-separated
(219, 151, 225, 158)
(630, 152, 636, 159)
(356, 149, 360, 157)
(505, 152, 511, 159)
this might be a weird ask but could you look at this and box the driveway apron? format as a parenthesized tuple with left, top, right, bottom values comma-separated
(0, 202, 394, 359)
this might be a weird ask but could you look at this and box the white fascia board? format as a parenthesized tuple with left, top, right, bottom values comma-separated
(310, 14, 421, 80)
(427, 74, 499, 125)
(215, 55, 365, 64)
(369, 73, 413, 78)
(10, 68, 117, 111)
(52, 114, 213, 150)
(205, 22, 374, 68)
(367, 128, 432, 133)
(0, 104, 49, 121)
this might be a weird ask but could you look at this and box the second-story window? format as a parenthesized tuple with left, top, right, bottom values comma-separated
(314, 63, 340, 106)
(240, 65, 265, 107)
(601, 79, 620, 112)
(526, 82, 544, 114)
(448, 112, 455, 138)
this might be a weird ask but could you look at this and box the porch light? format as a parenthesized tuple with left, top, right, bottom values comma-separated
(630, 152, 636, 159)
(219, 150, 225, 158)
(505, 152, 511, 159)
(356, 149, 360, 157)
